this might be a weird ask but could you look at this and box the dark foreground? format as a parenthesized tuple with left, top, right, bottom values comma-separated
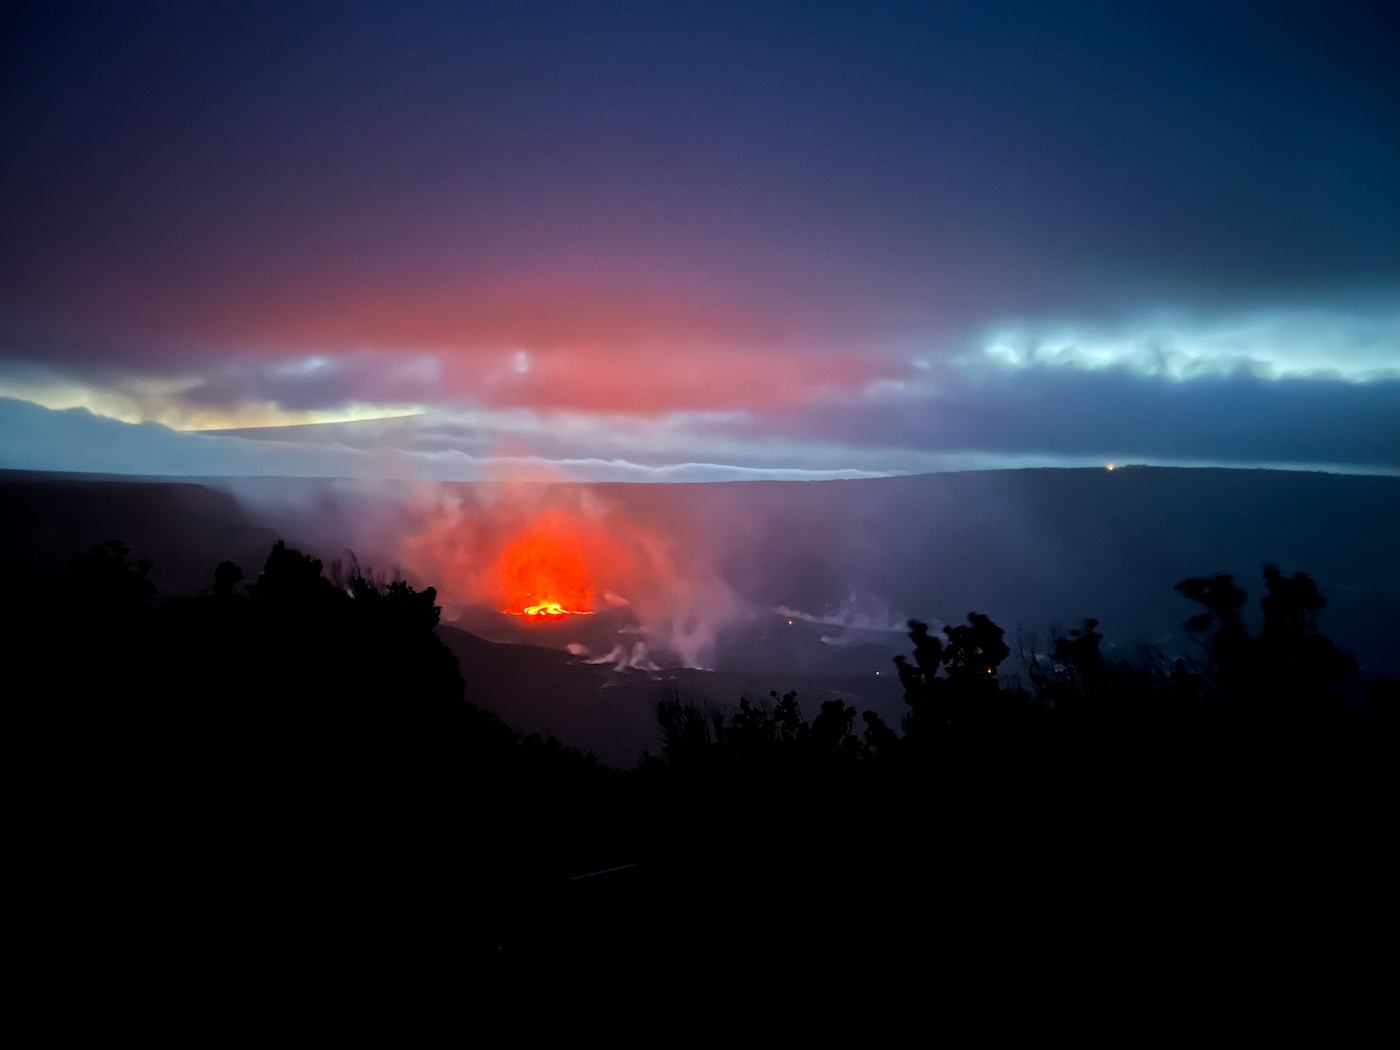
(9, 536, 1398, 998)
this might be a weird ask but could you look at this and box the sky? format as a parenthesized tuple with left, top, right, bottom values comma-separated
(2, 0, 1397, 479)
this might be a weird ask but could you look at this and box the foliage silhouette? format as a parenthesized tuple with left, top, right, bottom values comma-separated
(635, 562, 1395, 962)
(895, 612, 1017, 738)
(71, 538, 156, 606)
(1177, 564, 1358, 718)
(9, 539, 1397, 972)
(11, 537, 625, 963)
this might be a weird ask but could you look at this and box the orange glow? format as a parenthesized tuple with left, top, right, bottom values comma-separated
(523, 600, 585, 617)
(160, 276, 895, 414)
(398, 483, 731, 668)
(495, 522, 596, 618)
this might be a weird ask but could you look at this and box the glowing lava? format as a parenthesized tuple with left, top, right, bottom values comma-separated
(522, 600, 587, 617)
(495, 524, 596, 618)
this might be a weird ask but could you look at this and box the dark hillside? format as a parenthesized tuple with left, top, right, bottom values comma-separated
(0, 470, 277, 595)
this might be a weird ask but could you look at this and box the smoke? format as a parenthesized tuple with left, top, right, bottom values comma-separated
(775, 592, 920, 649)
(197, 467, 1400, 690)
(395, 478, 741, 669)
(586, 642, 660, 672)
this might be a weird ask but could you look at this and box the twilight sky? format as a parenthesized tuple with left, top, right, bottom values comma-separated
(2, 1, 1397, 479)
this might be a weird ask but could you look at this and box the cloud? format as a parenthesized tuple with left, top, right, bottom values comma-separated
(447, 346, 894, 413)
(776, 367, 1400, 471)
(747, 303, 1400, 472)
(187, 351, 443, 414)
(0, 339, 899, 425)
(3, 300, 1397, 479)
(0, 357, 424, 430)
(969, 306, 1400, 381)
(0, 397, 367, 476)
(0, 397, 893, 482)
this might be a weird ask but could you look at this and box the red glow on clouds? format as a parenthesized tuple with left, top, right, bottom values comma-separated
(23, 268, 900, 414)
(454, 346, 882, 413)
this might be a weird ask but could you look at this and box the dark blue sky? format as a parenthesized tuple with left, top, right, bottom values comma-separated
(1, 1, 1396, 477)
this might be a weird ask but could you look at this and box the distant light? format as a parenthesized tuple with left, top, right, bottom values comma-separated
(1106, 463, 1116, 471)
(876, 671, 880, 675)
(788, 620, 793, 625)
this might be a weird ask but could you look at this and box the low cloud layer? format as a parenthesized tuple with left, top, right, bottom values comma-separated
(3, 302, 1396, 479)
(0, 398, 899, 482)
(0, 293, 1395, 481)
(971, 306, 1400, 382)
(781, 367, 1400, 472)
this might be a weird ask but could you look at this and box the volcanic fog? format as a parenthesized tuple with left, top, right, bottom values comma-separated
(211, 467, 1400, 683)
(5, 465, 1397, 764)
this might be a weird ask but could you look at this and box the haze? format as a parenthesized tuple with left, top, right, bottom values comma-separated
(2, 2, 1396, 478)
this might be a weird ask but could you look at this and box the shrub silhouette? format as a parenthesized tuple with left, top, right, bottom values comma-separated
(634, 562, 1394, 966)
(71, 538, 156, 606)
(12, 537, 626, 961)
(1177, 564, 1356, 718)
(895, 612, 1016, 739)
(11, 538, 1396, 970)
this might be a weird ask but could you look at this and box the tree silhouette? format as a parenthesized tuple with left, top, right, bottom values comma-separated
(861, 710, 898, 755)
(211, 560, 243, 597)
(71, 539, 155, 606)
(14, 534, 1397, 970)
(810, 699, 863, 761)
(1177, 564, 1355, 718)
(1176, 572, 1255, 701)
(1052, 617, 1103, 683)
(895, 612, 1014, 738)
(1257, 565, 1357, 715)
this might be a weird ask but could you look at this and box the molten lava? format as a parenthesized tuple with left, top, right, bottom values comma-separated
(522, 600, 583, 617)
(496, 526, 596, 618)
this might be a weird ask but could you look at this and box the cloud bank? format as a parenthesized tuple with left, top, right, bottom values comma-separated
(2, 301, 1395, 479)
(4, 310, 1396, 482)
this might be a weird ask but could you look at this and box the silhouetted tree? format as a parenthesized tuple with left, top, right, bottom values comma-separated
(861, 710, 898, 755)
(248, 539, 335, 605)
(1257, 565, 1357, 715)
(1177, 565, 1355, 718)
(896, 612, 1014, 738)
(1035, 618, 1108, 719)
(810, 699, 863, 761)
(656, 693, 722, 766)
(72, 539, 155, 606)
(1176, 573, 1256, 702)
(17, 532, 1397, 970)
(211, 560, 243, 598)
(1053, 617, 1103, 682)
